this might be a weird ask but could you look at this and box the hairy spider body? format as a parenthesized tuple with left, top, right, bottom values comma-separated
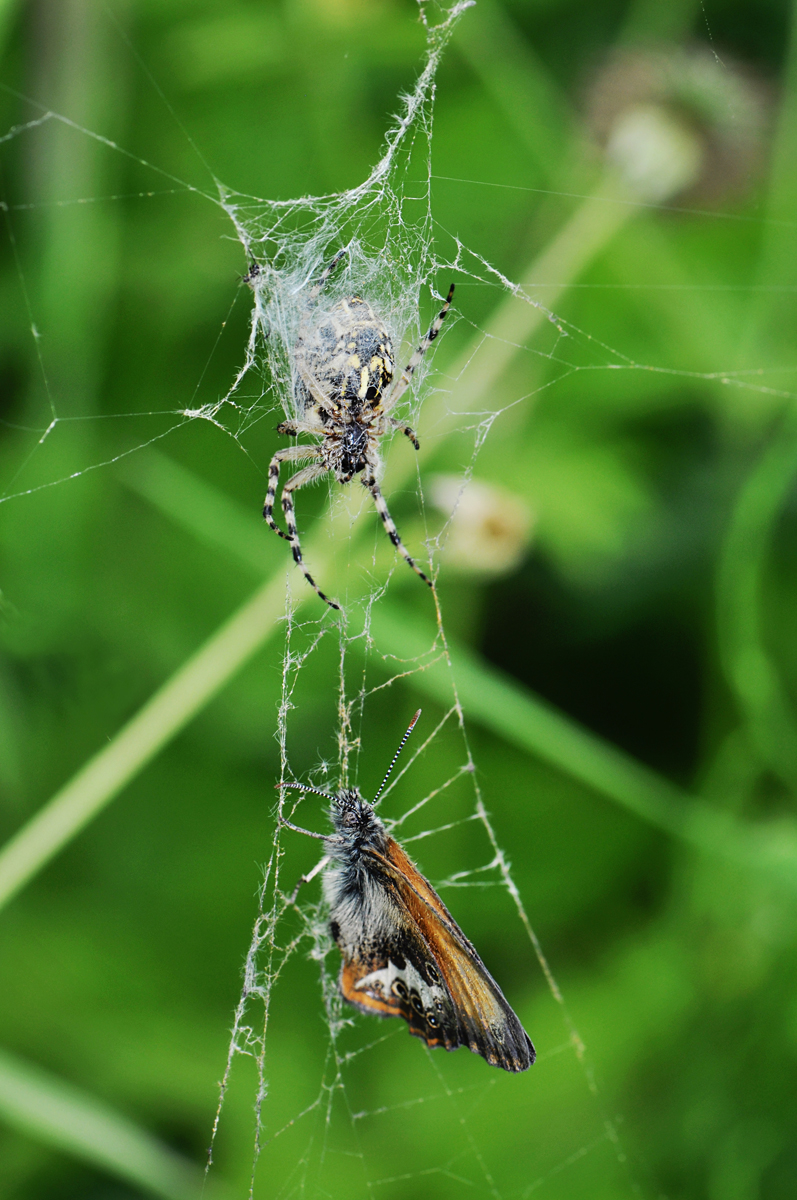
(296, 298, 394, 424)
(263, 255, 454, 610)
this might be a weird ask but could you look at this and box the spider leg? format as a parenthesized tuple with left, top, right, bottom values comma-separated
(281, 462, 341, 610)
(243, 262, 260, 287)
(383, 283, 455, 414)
(295, 363, 341, 423)
(363, 472, 432, 588)
(389, 417, 420, 451)
(306, 247, 348, 308)
(264, 445, 321, 544)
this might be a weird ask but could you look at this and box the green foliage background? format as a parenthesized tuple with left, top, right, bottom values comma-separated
(2, 0, 797, 1196)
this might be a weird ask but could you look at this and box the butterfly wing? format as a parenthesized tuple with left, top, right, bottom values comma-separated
(339, 939, 461, 1055)
(335, 837, 534, 1073)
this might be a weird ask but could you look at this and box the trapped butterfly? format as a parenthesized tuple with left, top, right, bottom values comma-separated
(279, 711, 535, 1073)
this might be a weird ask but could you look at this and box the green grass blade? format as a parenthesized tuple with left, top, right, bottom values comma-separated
(0, 571, 290, 911)
(0, 1048, 223, 1200)
(126, 452, 797, 891)
(717, 407, 797, 789)
(368, 602, 797, 893)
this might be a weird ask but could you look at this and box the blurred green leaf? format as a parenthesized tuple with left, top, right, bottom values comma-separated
(0, 1048, 221, 1200)
(159, 11, 287, 90)
(0, 0, 19, 55)
(454, 0, 571, 183)
(717, 407, 797, 789)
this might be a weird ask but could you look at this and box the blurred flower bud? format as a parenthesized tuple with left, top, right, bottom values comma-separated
(588, 46, 770, 204)
(606, 103, 702, 202)
(430, 475, 534, 576)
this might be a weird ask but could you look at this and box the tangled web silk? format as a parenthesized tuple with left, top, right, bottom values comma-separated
(201, 6, 632, 1198)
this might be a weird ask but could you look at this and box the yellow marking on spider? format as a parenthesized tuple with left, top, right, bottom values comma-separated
(358, 367, 369, 397)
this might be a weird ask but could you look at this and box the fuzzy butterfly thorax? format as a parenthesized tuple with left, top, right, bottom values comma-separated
(322, 790, 395, 940)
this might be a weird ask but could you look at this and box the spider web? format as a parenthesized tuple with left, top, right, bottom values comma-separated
(192, 5, 635, 1195)
(2, 1, 787, 1196)
(205, 608, 619, 1200)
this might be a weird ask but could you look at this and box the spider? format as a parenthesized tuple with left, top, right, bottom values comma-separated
(261, 250, 454, 610)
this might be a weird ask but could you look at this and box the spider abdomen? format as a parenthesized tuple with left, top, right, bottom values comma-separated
(295, 296, 395, 417)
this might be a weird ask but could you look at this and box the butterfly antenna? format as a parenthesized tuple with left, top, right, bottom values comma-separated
(277, 781, 337, 803)
(371, 709, 422, 807)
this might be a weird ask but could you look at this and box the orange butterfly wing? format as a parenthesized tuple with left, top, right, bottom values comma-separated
(336, 838, 534, 1072)
(339, 955, 458, 1053)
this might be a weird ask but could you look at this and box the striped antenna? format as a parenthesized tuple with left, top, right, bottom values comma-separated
(276, 782, 336, 803)
(372, 709, 422, 807)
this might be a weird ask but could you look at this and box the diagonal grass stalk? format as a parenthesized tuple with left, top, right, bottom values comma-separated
(0, 1048, 227, 1200)
(367, 604, 797, 895)
(81, 451, 797, 894)
(717, 406, 797, 790)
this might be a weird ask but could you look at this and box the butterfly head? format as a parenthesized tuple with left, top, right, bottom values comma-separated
(330, 789, 384, 847)
(279, 712, 421, 855)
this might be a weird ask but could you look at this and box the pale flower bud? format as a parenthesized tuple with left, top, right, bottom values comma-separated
(430, 475, 534, 577)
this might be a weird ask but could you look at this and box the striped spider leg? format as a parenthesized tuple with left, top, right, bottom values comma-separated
(382, 282, 455, 434)
(263, 258, 455, 609)
(263, 442, 338, 608)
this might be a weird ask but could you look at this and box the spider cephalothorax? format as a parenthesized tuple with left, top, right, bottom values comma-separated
(261, 251, 454, 609)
